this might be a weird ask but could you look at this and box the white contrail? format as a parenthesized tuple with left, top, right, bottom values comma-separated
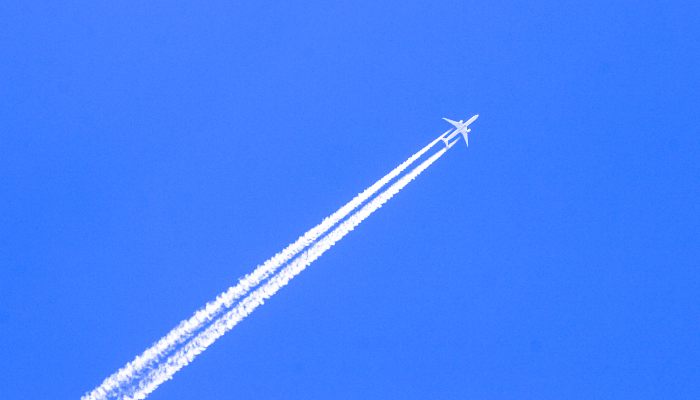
(124, 147, 448, 400)
(83, 134, 447, 400)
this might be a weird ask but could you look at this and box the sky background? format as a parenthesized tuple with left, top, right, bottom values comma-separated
(2, 1, 699, 399)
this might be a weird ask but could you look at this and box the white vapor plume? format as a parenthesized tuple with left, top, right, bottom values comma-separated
(83, 134, 447, 400)
(124, 147, 447, 400)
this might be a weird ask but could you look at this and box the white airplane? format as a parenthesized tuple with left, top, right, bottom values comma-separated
(441, 114, 479, 148)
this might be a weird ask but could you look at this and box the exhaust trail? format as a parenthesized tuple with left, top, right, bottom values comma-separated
(124, 147, 448, 400)
(83, 134, 447, 400)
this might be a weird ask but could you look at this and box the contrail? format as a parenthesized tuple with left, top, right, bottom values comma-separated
(124, 147, 448, 400)
(83, 134, 447, 400)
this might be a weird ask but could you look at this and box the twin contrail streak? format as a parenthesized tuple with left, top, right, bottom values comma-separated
(124, 147, 448, 400)
(83, 135, 447, 400)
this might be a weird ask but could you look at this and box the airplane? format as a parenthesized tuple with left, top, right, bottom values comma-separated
(440, 114, 479, 148)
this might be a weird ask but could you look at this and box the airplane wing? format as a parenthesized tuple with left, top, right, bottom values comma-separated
(442, 117, 461, 128)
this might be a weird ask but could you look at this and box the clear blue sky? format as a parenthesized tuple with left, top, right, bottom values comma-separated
(2, 1, 699, 399)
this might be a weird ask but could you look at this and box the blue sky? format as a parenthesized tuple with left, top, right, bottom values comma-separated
(2, 1, 699, 399)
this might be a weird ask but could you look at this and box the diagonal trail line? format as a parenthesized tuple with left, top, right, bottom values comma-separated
(83, 134, 448, 400)
(124, 147, 448, 400)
